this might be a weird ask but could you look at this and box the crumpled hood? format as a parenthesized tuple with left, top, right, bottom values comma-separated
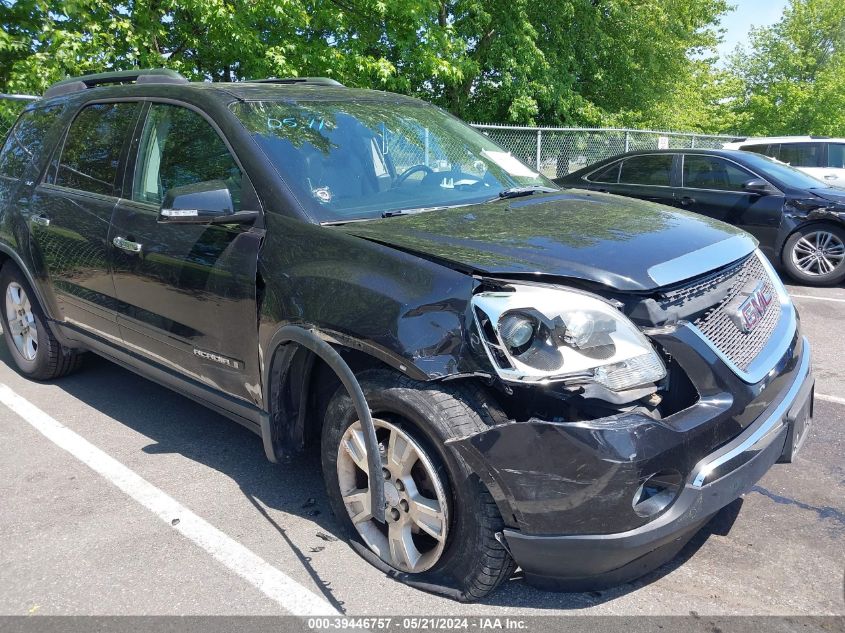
(336, 190, 756, 291)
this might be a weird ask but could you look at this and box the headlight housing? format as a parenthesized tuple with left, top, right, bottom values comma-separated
(472, 284, 666, 391)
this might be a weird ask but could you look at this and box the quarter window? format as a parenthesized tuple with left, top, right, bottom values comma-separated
(132, 103, 242, 209)
(741, 144, 775, 157)
(54, 103, 138, 196)
(0, 106, 62, 180)
(618, 155, 673, 186)
(682, 155, 754, 191)
(587, 161, 621, 184)
(827, 143, 845, 169)
(778, 143, 822, 167)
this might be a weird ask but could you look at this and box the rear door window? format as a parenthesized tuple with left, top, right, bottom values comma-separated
(618, 155, 673, 186)
(53, 102, 139, 196)
(682, 155, 755, 191)
(0, 106, 63, 181)
(778, 143, 822, 167)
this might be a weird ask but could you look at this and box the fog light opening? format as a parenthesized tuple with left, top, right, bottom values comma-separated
(632, 470, 683, 518)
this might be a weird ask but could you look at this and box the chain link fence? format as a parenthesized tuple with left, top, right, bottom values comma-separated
(471, 124, 733, 179)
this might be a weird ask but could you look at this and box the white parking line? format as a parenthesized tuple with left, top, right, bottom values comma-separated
(817, 393, 845, 406)
(789, 293, 845, 304)
(0, 384, 340, 617)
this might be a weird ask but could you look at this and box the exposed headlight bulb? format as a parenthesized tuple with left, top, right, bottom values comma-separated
(499, 313, 535, 351)
(563, 311, 616, 349)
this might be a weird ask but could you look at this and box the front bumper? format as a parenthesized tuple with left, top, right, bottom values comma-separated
(450, 334, 814, 591)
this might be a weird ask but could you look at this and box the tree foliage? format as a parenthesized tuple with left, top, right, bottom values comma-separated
(2, 0, 844, 137)
(1, 0, 728, 126)
(727, 0, 845, 136)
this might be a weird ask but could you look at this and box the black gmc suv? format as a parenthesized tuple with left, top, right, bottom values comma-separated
(0, 69, 814, 601)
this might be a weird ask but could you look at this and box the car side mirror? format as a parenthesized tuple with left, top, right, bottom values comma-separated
(742, 178, 776, 196)
(158, 181, 258, 225)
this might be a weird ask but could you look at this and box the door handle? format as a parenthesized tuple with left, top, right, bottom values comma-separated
(31, 215, 50, 227)
(824, 174, 837, 180)
(113, 236, 143, 254)
(679, 196, 696, 206)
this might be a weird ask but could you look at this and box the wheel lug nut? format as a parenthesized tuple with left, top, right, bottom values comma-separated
(399, 499, 409, 512)
(382, 468, 391, 480)
(395, 479, 404, 492)
(390, 508, 400, 521)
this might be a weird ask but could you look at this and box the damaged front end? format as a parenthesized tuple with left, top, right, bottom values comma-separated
(447, 249, 813, 590)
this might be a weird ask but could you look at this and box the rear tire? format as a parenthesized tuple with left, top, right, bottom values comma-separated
(0, 263, 83, 380)
(782, 223, 845, 286)
(320, 369, 516, 602)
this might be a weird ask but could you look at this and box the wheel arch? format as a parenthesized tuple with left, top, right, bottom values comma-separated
(0, 244, 47, 313)
(261, 324, 387, 522)
(778, 217, 845, 262)
(0, 242, 74, 347)
(262, 325, 520, 539)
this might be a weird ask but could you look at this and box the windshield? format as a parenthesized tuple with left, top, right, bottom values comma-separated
(231, 99, 554, 222)
(739, 151, 836, 189)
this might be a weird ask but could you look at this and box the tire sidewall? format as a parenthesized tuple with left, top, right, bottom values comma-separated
(783, 224, 845, 286)
(320, 375, 495, 591)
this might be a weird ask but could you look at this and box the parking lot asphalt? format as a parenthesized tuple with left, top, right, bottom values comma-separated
(0, 283, 842, 617)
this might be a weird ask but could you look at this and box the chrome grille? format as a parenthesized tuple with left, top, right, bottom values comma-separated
(658, 255, 747, 310)
(662, 253, 782, 372)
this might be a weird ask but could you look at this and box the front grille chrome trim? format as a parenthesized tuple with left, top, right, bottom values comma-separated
(685, 251, 796, 384)
(647, 234, 756, 287)
(690, 336, 810, 488)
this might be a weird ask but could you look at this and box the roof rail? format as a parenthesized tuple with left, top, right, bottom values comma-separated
(44, 69, 188, 99)
(0, 93, 39, 102)
(251, 77, 345, 87)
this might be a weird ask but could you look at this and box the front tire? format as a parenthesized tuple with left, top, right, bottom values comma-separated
(320, 369, 516, 601)
(0, 263, 83, 379)
(782, 224, 845, 286)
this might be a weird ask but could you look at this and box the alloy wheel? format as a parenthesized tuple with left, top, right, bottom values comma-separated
(5, 282, 38, 361)
(336, 418, 449, 573)
(791, 230, 845, 276)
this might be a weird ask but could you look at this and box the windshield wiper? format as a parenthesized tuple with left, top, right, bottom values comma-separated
(381, 203, 471, 218)
(496, 186, 558, 200)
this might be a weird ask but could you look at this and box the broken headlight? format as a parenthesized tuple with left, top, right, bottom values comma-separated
(472, 284, 666, 390)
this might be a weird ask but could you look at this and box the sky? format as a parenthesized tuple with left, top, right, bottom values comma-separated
(716, 0, 790, 62)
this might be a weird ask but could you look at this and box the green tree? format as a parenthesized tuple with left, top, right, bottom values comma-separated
(728, 0, 845, 135)
(1, 0, 730, 131)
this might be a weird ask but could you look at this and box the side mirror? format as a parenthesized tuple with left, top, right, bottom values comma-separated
(742, 178, 776, 196)
(158, 181, 258, 225)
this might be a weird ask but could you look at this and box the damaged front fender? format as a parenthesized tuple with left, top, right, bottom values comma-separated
(778, 198, 845, 254)
(257, 214, 495, 385)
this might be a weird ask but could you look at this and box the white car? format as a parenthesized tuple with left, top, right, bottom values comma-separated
(723, 136, 845, 187)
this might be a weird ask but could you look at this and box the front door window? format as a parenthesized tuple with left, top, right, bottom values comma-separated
(132, 103, 243, 209)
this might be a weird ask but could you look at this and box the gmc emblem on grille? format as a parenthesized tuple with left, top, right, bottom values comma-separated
(727, 281, 773, 333)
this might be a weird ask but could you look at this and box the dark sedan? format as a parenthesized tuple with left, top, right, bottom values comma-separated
(555, 149, 845, 286)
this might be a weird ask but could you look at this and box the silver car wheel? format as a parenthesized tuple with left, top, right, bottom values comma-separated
(336, 418, 449, 573)
(5, 282, 38, 361)
(791, 230, 845, 276)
